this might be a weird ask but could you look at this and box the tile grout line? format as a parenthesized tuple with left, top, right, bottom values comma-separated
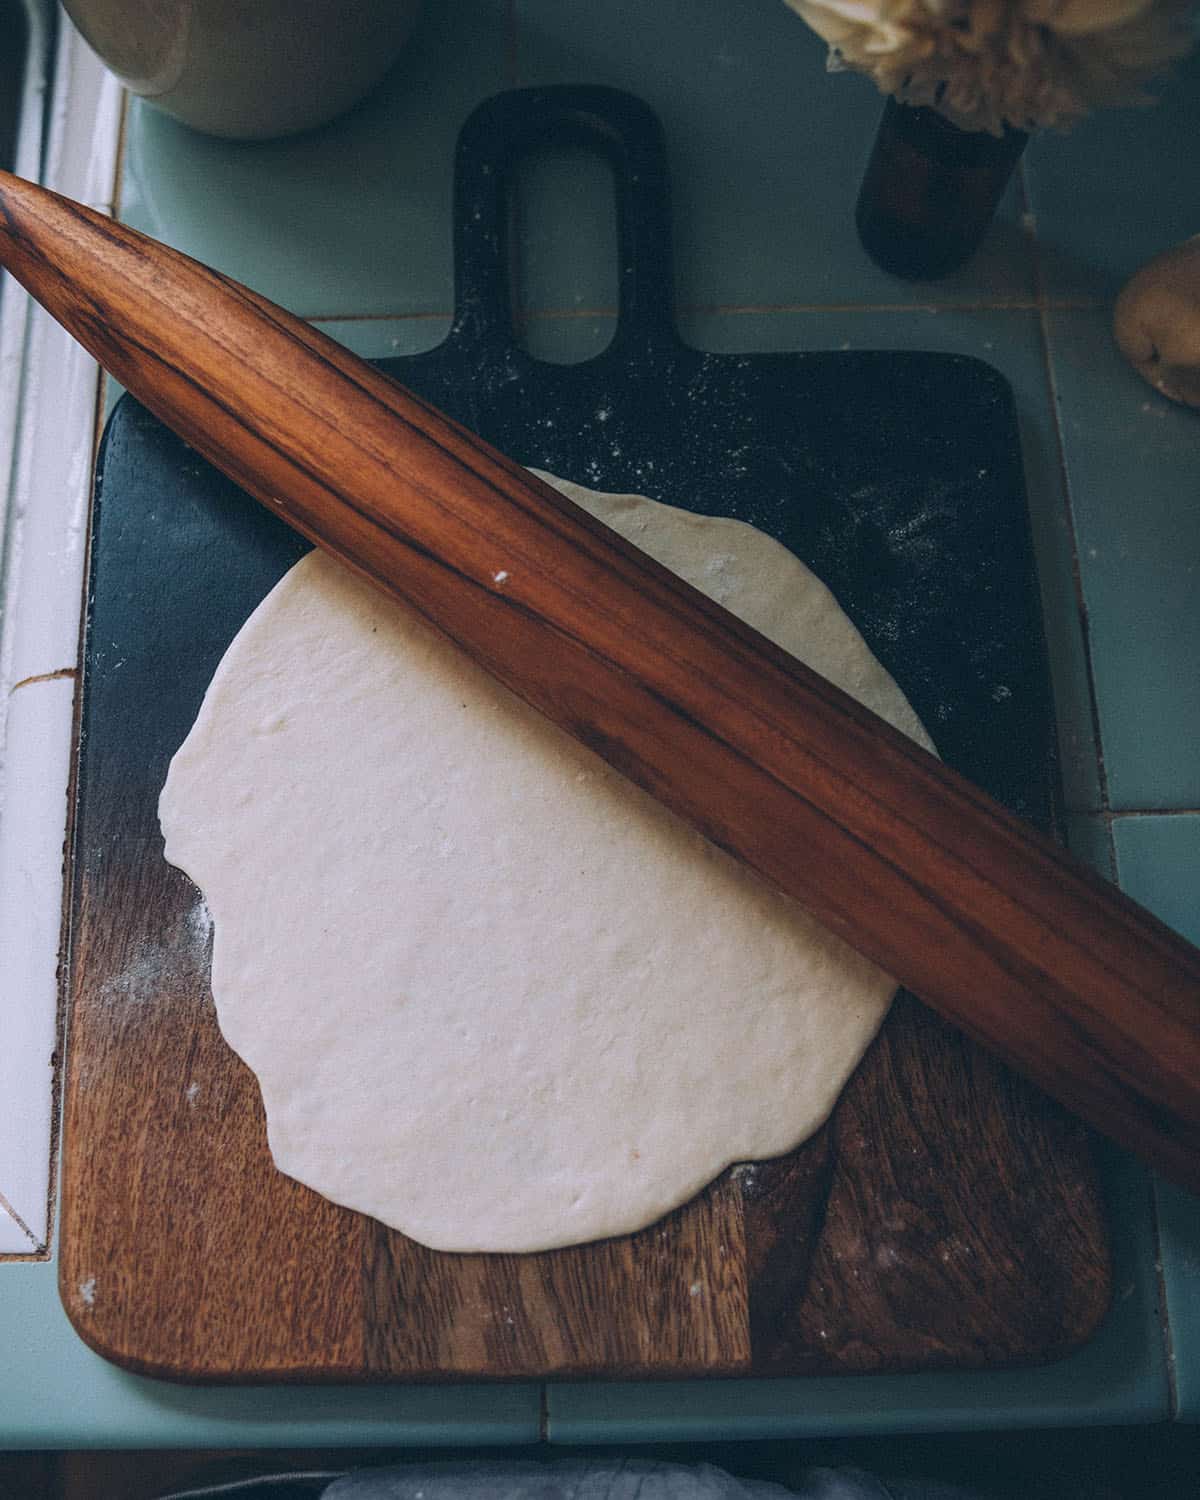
(303, 297, 1106, 325)
(677, 298, 1105, 315)
(1021, 163, 1118, 876)
(307, 310, 455, 327)
(1109, 807, 1200, 820)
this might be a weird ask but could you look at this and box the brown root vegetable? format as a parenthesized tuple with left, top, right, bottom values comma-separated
(1114, 236, 1200, 409)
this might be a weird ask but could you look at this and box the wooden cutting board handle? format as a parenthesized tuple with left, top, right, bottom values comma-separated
(4, 170, 1199, 1191)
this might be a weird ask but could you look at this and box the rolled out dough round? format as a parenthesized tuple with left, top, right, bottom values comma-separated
(159, 474, 934, 1253)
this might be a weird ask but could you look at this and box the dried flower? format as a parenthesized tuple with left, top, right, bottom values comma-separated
(785, 0, 1197, 133)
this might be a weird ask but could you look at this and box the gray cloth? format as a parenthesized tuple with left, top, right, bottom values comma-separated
(328, 1460, 797, 1500)
(157, 1458, 987, 1500)
(325, 1459, 951, 1500)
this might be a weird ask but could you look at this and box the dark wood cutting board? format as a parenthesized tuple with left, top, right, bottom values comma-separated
(59, 87, 1110, 1382)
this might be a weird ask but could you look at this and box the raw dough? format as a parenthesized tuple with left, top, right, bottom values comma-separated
(159, 475, 934, 1253)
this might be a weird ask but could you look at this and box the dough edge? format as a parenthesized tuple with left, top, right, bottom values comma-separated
(160, 473, 934, 1253)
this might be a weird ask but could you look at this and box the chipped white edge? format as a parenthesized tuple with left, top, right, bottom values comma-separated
(0, 1196, 38, 1253)
(0, 12, 123, 1254)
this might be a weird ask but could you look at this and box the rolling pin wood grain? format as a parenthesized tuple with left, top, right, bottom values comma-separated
(3, 169, 1199, 1189)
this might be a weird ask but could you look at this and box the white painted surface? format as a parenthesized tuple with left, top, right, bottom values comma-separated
(0, 678, 75, 1245)
(0, 0, 52, 601)
(1, 305, 100, 688)
(0, 12, 123, 1253)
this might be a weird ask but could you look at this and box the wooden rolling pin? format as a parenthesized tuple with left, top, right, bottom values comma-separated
(3, 169, 1199, 1190)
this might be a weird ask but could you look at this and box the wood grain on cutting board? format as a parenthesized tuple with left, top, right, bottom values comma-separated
(61, 828, 1108, 1380)
(58, 88, 1110, 1381)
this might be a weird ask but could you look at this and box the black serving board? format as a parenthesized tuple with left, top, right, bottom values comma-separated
(61, 88, 1109, 1383)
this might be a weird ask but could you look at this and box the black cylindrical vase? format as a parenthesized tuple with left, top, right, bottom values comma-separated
(856, 98, 1029, 280)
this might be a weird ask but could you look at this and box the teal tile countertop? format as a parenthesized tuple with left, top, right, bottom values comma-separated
(5, 0, 1199, 1449)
